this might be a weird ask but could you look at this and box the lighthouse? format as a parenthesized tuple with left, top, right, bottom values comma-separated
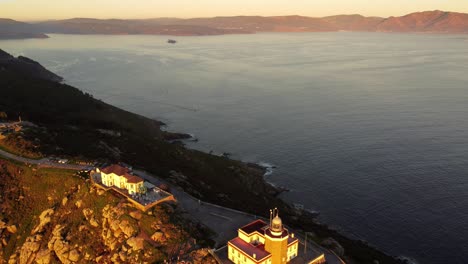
(264, 208, 290, 264)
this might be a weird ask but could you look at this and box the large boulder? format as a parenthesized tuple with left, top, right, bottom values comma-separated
(75, 200, 83, 209)
(129, 211, 142, 220)
(82, 208, 99, 227)
(61, 197, 68, 206)
(32, 209, 54, 234)
(19, 236, 41, 264)
(47, 225, 80, 264)
(118, 220, 138, 238)
(68, 249, 80, 262)
(34, 249, 52, 264)
(151, 231, 166, 243)
(7, 225, 17, 234)
(126, 237, 145, 251)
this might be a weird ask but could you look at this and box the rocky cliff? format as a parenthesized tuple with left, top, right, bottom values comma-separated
(0, 159, 216, 263)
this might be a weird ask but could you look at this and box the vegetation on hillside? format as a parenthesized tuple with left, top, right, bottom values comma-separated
(0, 133, 43, 159)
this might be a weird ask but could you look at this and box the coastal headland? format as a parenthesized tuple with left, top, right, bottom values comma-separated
(0, 49, 406, 263)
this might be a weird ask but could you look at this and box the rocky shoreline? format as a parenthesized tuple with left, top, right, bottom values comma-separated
(161, 134, 405, 264)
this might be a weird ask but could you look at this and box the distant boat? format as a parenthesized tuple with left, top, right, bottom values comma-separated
(167, 39, 177, 44)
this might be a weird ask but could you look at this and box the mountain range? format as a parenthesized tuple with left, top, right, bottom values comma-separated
(1, 10, 468, 39)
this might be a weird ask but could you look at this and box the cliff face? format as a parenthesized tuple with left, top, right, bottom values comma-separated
(0, 159, 216, 263)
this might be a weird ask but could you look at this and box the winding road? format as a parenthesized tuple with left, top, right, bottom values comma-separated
(0, 148, 92, 170)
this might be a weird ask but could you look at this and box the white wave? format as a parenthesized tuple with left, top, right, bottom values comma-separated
(89, 57, 97, 62)
(46, 58, 80, 73)
(256, 162, 276, 176)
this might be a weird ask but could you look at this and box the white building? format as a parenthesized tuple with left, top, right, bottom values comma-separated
(96, 164, 145, 195)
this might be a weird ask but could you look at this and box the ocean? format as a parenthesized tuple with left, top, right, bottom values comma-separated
(2, 32, 468, 263)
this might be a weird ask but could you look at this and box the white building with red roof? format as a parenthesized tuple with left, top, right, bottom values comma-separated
(96, 164, 145, 195)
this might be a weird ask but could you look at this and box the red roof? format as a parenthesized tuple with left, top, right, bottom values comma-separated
(124, 173, 143, 183)
(229, 237, 271, 261)
(101, 164, 143, 184)
(101, 164, 130, 175)
(288, 235, 299, 245)
(240, 219, 268, 235)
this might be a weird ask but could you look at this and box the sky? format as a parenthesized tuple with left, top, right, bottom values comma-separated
(1, 0, 468, 21)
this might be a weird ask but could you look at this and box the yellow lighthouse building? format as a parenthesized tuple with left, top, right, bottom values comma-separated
(264, 214, 291, 264)
(226, 209, 326, 264)
(227, 209, 299, 264)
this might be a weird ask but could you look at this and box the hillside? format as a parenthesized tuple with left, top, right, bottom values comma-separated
(0, 49, 404, 264)
(0, 48, 285, 221)
(0, 18, 47, 39)
(0, 159, 216, 263)
(376, 10, 468, 33)
(0, 50, 62, 82)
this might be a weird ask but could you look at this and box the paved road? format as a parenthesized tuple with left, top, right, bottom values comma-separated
(135, 170, 258, 245)
(0, 148, 92, 171)
(0, 148, 344, 264)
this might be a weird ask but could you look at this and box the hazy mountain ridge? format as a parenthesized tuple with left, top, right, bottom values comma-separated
(376, 10, 468, 32)
(1, 10, 468, 38)
(0, 18, 48, 39)
(35, 10, 468, 35)
(322, 14, 384, 31)
(36, 18, 251, 35)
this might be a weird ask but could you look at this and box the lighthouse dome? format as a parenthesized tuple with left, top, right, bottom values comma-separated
(271, 216, 283, 232)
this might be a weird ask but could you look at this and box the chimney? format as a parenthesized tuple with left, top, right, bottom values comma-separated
(253, 253, 256, 259)
(291, 233, 295, 238)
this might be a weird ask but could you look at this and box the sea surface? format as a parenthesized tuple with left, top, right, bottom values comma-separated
(2, 32, 468, 264)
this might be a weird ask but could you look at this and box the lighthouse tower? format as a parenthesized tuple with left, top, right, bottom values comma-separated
(264, 209, 290, 264)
